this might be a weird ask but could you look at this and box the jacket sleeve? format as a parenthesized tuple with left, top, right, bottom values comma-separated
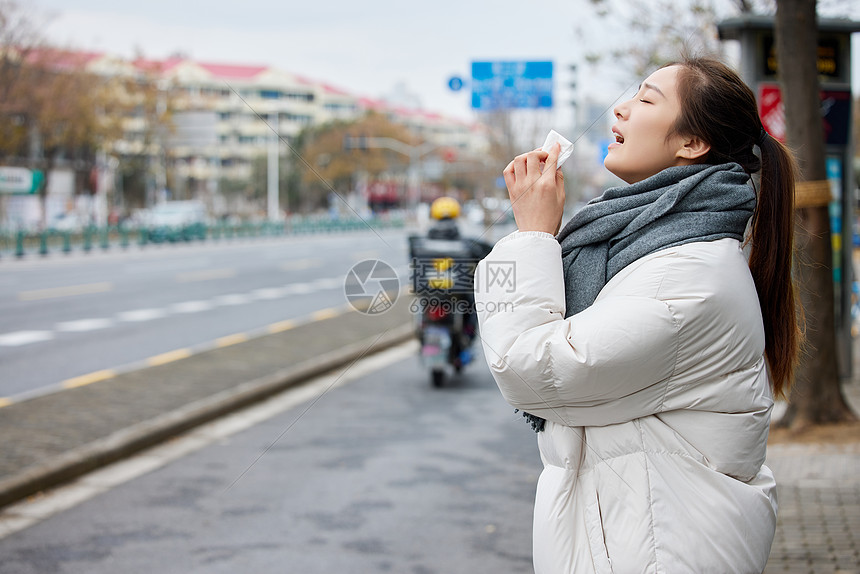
(475, 231, 679, 427)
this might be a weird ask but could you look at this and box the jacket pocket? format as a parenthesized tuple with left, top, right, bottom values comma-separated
(585, 489, 613, 573)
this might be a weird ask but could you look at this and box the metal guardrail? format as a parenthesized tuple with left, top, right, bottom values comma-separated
(0, 216, 406, 259)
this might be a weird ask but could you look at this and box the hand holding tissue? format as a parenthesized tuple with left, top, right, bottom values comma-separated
(501, 130, 569, 235)
(540, 130, 574, 169)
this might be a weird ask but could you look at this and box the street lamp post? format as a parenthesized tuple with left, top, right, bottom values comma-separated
(267, 113, 279, 221)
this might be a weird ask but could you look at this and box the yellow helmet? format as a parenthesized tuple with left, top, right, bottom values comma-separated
(430, 197, 461, 220)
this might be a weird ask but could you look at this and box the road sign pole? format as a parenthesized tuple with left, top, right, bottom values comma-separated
(267, 113, 280, 222)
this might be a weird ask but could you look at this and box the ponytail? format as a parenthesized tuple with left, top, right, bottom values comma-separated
(668, 56, 803, 399)
(747, 133, 802, 399)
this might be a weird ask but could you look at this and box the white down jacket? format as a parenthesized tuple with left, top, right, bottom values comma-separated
(475, 232, 777, 574)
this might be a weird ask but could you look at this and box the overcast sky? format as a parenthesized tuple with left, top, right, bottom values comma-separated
(32, 0, 592, 120)
(29, 0, 860, 131)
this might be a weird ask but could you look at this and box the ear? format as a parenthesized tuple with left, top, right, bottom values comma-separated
(676, 136, 711, 161)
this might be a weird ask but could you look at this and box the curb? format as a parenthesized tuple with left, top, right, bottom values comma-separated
(0, 323, 415, 509)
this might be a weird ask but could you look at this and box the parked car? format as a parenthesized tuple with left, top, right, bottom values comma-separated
(143, 200, 208, 243)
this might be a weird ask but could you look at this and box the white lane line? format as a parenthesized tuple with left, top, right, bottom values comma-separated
(283, 283, 313, 295)
(0, 331, 54, 346)
(0, 340, 418, 540)
(55, 319, 114, 332)
(175, 268, 236, 283)
(310, 277, 342, 290)
(4, 275, 346, 346)
(117, 308, 168, 322)
(251, 287, 287, 300)
(212, 294, 252, 306)
(170, 301, 214, 314)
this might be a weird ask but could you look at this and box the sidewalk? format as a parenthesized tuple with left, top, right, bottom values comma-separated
(764, 373, 860, 572)
(0, 297, 414, 509)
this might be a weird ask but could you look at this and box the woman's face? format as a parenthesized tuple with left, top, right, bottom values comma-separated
(604, 65, 696, 184)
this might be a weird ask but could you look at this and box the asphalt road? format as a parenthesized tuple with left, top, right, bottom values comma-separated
(0, 230, 414, 399)
(0, 341, 541, 574)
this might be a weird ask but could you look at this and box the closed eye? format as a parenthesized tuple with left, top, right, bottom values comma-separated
(639, 99, 652, 104)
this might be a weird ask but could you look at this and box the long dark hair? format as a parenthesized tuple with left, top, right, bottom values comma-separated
(666, 56, 801, 399)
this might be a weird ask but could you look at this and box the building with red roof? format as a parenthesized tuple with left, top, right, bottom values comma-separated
(12, 48, 489, 220)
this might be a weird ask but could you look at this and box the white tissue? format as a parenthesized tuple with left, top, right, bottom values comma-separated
(540, 130, 574, 169)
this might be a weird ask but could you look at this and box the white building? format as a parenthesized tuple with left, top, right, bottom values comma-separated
(3, 49, 490, 227)
(92, 53, 489, 188)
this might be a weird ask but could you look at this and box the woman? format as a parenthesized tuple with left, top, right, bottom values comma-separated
(475, 57, 801, 573)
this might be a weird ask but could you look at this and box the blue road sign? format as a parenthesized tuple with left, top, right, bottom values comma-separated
(448, 76, 464, 92)
(471, 61, 553, 111)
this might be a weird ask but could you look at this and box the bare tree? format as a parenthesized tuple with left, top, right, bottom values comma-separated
(0, 2, 179, 224)
(0, 1, 47, 161)
(0, 2, 140, 226)
(109, 61, 177, 211)
(2, 47, 127, 225)
(774, 0, 856, 428)
(580, 0, 784, 89)
(584, 0, 725, 78)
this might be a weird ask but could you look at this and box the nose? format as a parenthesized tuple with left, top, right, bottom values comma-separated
(614, 99, 629, 119)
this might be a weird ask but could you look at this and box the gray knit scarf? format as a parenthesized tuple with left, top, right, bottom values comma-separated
(518, 163, 756, 432)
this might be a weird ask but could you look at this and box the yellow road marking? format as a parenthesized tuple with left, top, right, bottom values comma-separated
(267, 320, 296, 333)
(147, 348, 192, 366)
(175, 268, 236, 283)
(18, 282, 113, 301)
(62, 369, 117, 389)
(9, 303, 361, 405)
(216, 333, 249, 348)
(311, 307, 341, 321)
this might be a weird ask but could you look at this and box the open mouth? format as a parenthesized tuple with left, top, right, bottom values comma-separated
(614, 133, 624, 144)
